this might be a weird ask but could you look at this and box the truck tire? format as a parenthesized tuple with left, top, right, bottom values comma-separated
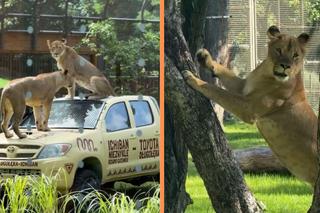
(70, 169, 101, 192)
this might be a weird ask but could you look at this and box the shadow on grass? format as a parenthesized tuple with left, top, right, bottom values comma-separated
(226, 132, 263, 140)
(246, 173, 312, 196)
(185, 197, 213, 212)
(253, 183, 312, 196)
(102, 181, 159, 200)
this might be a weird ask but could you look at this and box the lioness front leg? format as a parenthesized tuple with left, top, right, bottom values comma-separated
(183, 70, 255, 124)
(42, 101, 53, 131)
(65, 81, 75, 99)
(196, 49, 245, 94)
(33, 106, 43, 131)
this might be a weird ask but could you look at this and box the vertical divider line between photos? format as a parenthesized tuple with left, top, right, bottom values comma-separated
(160, 0, 165, 212)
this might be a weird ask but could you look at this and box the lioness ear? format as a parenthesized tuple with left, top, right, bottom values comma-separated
(47, 40, 51, 48)
(267, 25, 281, 40)
(61, 38, 67, 45)
(298, 33, 310, 46)
(63, 69, 68, 75)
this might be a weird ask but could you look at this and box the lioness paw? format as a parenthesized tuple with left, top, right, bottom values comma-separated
(181, 70, 194, 80)
(18, 133, 27, 139)
(4, 133, 13, 138)
(196, 48, 212, 67)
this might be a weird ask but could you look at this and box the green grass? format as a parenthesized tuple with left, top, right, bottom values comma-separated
(0, 175, 160, 212)
(224, 120, 267, 149)
(186, 120, 313, 213)
(0, 78, 9, 88)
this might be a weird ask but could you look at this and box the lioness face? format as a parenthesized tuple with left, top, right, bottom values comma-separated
(47, 39, 67, 59)
(267, 26, 309, 82)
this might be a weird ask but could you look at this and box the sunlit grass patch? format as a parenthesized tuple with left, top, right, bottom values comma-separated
(224, 120, 267, 149)
(0, 78, 9, 88)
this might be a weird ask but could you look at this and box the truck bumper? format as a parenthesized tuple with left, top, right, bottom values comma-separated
(0, 157, 76, 193)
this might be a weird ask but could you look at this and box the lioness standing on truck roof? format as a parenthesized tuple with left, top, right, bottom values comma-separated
(0, 70, 73, 139)
(47, 39, 115, 99)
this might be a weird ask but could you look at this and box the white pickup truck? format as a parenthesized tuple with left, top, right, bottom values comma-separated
(0, 95, 160, 192)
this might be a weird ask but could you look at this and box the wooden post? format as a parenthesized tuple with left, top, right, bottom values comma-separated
(307, 63, 320, 213)
(0, 0, 6, 49)
(31, 0, 39, 50)
(63, 0, 69, 39)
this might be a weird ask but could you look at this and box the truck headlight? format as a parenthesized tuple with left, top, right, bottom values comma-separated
(37, 144, 71, 159)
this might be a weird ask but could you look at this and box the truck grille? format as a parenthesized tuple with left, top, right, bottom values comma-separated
(0, 145, 40, 149)
(0, 144, 41, 159)
(0, 169, 41, 177)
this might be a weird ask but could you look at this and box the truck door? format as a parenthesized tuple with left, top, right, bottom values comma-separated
(128, 99, 160, 175)
(103, 101, 138, 178)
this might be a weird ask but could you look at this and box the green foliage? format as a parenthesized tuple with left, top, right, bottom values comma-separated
(284, 0, 320, 22)
(0, 78, 9, 88)
(81, 18, 159, 97)
(82, 20, 159, 77)
(305, 0, 320, 22)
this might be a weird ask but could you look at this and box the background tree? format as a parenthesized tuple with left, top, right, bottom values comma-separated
(165, 0, 263, 212)
(79, 0, 159, 97)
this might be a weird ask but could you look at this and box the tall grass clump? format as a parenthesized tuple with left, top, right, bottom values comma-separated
(0, 175, 160, 212)
(60, 184, 160, 213)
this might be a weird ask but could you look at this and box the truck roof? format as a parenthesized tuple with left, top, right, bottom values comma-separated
(53, 95, 155, 103)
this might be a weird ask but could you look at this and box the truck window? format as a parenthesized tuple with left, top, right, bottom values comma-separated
(105, 102, 131, 132)
(129, 100, 154, 127)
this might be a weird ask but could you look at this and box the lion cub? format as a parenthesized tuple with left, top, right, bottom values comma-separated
(47, 39, 115, 99)
(0, 70, 73, 139)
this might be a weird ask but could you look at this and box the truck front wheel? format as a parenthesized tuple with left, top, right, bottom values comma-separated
(70, 169, 101, 192)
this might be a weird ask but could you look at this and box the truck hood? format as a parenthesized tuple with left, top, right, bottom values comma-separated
(0, 129, 92, 145)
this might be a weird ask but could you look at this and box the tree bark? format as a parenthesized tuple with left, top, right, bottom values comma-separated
(307, 100, 320, 213)
(234, 147, 288, 173)
(164, 100, 192, 212)
(202, 0, 232, 126)
(164, 0, 263, 212)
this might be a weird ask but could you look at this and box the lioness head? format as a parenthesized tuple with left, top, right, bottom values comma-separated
(47, 39, 67, 59)
(267, 26, 309, 82)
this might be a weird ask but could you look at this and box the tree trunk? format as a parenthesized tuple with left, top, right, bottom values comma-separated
(234, 147, 288, 173)
(308, 100, 320, 213)
(202, 0, 232, 126)
(164, 101, 192, 212)
(164, 0, 263, 212)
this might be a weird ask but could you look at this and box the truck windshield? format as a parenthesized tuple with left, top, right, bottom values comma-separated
(20, 100, 104, 129)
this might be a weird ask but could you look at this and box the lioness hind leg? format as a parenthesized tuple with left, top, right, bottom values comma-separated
(12, 114, 27, 139)
(90, 76, 115, 97)
(1, 100, 13, 138)
(11, 102, 27, 139)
